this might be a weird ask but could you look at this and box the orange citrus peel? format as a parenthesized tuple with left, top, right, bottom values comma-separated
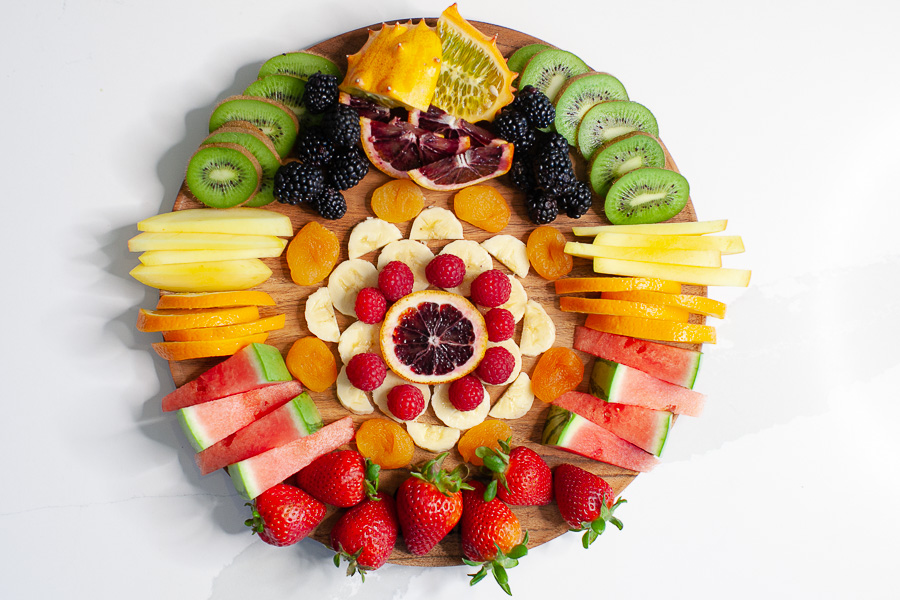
(584, 314, 716, 344)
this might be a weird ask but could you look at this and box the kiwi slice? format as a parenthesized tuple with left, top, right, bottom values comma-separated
(507, 43, 551, 85)
(185, 143, 262, 208)
(202, 124, 282, 207)
(604, 167, 689, 225)
(576, 100, 659, 160)
(244, 74, 307, 117)
(518, 49, 590, 104)
(257, 52, 341, 80)
(208, 96, 299, 158)
(589, 132, 666, 198)
(554, 72, 629, 145)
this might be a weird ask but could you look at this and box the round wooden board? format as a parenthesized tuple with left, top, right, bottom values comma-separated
(166, 18, 705, 567)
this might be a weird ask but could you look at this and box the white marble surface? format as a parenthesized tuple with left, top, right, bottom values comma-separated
(2, 1, 898, 598)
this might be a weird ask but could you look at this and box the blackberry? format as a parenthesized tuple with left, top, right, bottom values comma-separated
(273, 161, 325, 205)
(293, 127, 335, 167)
(532, 149, 576, 197)
(508, 154, 536, 191)
(302, 72, 339, 114)
(536, 131, 570, 157)
(328, 147, 369, 190)
(492, 109, 535, 154)
(315, 187, 347, 220)
(525, 189, 558, 224)
(557, 180, 593, 219)
(322, 104, 361, 148)
(511, 85, 555, 129)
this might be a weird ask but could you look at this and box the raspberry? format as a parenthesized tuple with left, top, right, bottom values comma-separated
(378, 261, 414, 302)
(425, 254, 466, 289)
(470, 269, 511, 308)
(354, 287, 387, 324)
(484, 308, 515, 342)
(476, 345, 515, 385)
(346, 352, 386, 391)
(386, 384, 425, 421)
(449, 375, 485, 411)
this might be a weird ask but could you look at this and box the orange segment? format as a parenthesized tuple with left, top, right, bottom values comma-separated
(371, 179, 426, 223)
(285, 336, 338, 393)
(156, 290, 275, 309)
(162, 314, 286, 342)
(453, 185, 510, 233)
(531, 347, 585, 403)
(286, 221, 340, 286)
(151, 333, 268, 361)
(555, 277, 681, 295)
(355, 418, 415, 469)
(457, 420, 512, 466)
(527, 225, 573, 281)
(584, 314, 716, 344)
(559, 297, 691, 323)
(602, 290, 727, 319)
(136, 306, 259, 332)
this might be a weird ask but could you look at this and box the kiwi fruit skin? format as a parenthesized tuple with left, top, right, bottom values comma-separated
(208, 96, 299, 158)
(518, 49, 590, 105)
(604, 167, 689, 225)
(554, 72, 629, 145)
(507, 43, 551, 85)
(202, 124, 281, 207)
(185, 143, 262, 209)
(257, 52, 341, 80)
(589, 132, 666, 198)
(576, 100, 659, 160)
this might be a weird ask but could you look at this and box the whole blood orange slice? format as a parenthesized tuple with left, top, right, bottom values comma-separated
(380, 290, 488, 384)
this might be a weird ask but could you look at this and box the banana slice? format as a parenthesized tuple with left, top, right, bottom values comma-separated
(439, 239, 493, 296)
(409, 207, 464, 240)
(481, 234, 529, 278)
(406, 422, 461, 453)
(304, 287, 340, 343)
(327, 258, 378, 317)
(338, 320, 381, 364)
(336, 366, 374, 415)
(478, 275, 527, 322)
(377, 239, 434, 292)
(519, 300, 556, 356)
(431, 382, 490, 430)
(348, 218, 403, 259)
(372, 370, 431, 422)
(486, 338, 522, 386)
(488, 372, 534, 420)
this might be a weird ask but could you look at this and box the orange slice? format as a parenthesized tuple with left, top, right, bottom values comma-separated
(584, 314, 716, 344)
(156, 291, 275, 310)
(559, 297, 691, 322)
(554, 277, 681, 295)
(161, 314, 286, 342)
(136, 306, 259, 332)
(151, 333, 269, 361)
(602, 290, 727, 319)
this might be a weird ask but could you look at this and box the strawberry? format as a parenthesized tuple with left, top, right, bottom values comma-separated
(297, 449, 380, 507)
(330, 492, 399, 581)
(553, 463, 626, 548)
(460, 481, 529, 596)
(477, 438, 553, 506)
(244, 483, 326, 547)
(395, 452, 472, 556)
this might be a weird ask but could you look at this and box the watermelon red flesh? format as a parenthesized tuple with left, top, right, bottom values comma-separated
(554, 391, 672, 456)
(177, 380, 303, 451)
(590, 357, 706, 417)
(229, 416, 356, 500)
(542, 405, 658, 472)
(162, 343, 291, 412)
(195, 392, 323, 476)
(574, 326, 702, 389)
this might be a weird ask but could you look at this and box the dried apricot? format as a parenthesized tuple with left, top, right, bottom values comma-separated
(453, 185, 510, 233)
(457, 419, 512, 466)
(371, 179, 426, 223)
(285, 336, 337, 393)
(526, 225, 573, 281)
(355, 418, 415, 469)
(286, 221, 339, 286)
(531, 347, 585, 403)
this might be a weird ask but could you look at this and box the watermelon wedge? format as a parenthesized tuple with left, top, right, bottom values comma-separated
(196, 392, 323, 476)
(573, 326, 701, 389)
(543, 405, 658, 472)
(177, 380, 303, 451)
(590, 357, 705, 417)
(162, 343, 291, 412)
(554, 391, 672, 456)
(229, 416, 356, 499)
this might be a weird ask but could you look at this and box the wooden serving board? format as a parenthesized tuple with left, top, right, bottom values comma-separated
(167, 19, 705, 567)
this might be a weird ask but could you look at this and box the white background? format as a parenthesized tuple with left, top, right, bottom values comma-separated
(2, 1, 898, 598)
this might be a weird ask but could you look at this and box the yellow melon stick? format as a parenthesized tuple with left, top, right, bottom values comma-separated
(593, 257, 751, 287)
(593, 231, 745, 255)
(130, 259, 273, 292)
(565, 242, 721, 268)
(585, 314, 717, 344)
(602, 290, 727, 319)
(139, 246, 286, 266)
(572, 219, 728, 236)
(555, 277, 681, 295)
(137, 208, 293, 236)
(128, 232, 287, 252)
(559, 297, 691, 322)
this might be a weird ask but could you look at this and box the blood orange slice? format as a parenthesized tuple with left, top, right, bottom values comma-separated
(361, 117, 471, 179)
(408, 141, 514, 191)
(407, 106, 497, 147)
(380, 290, 488, 384)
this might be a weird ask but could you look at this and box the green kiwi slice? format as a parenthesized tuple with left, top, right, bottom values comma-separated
(554, 72, 629, 146)
(202, 124, 282, 207)
(507, 43, 551, 86)
(244, 74, 307, 117)
(208, 96, 299, 158)
(185, 143, 262, 208)
(588, 132, 666, 198)
(257, 52, 341, 80)
(576, 100, 659, 160)
(518, 49, 590, 104)
(604, 167, 689, 225)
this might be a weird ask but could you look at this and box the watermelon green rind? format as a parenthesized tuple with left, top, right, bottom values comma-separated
(589, 357, 706, 417)
(177, 409, 207, 452)
(252, 343, 292, 382)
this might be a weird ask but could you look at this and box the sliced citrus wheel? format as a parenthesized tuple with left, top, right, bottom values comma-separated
(559, 297, 691, 322)
(408, 141, 513, 191)
(361, 117, 471, 179)
(584, 314, 716, 344)
(136, 306, 260, 332)
(161, 314, 286, 342)
(156, 290, 275, 310)
(554, 277, 681, 295)
(151, 333, 269, 361)
(380, 290, 488, 384)
(601, 290, 727, 319)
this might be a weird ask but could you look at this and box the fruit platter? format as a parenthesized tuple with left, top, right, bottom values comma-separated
(128, 4, 749, 593)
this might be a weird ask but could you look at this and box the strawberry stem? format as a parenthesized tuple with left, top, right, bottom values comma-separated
(464, 531, 529, 596)
(579, 498, 626, 548)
